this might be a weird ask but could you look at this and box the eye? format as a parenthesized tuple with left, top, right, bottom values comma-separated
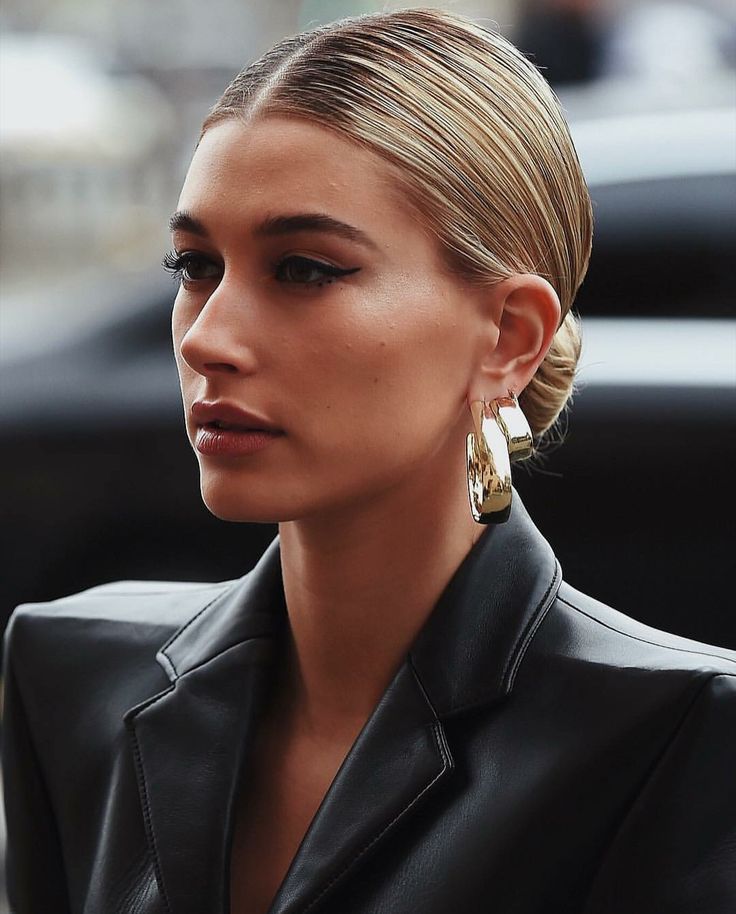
(274, 255, 360, 286)
(162, 250, 221, 285)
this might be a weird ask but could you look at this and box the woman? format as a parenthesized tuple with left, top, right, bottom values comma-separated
(3, 9, 735, 914)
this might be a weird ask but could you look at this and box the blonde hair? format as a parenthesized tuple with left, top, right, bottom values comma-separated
(203, 8, 592, 438)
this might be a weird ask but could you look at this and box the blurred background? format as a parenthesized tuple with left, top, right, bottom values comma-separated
(1, 0, 735, 905)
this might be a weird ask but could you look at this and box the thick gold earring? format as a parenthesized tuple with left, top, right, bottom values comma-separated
(466, 392, 533, 524)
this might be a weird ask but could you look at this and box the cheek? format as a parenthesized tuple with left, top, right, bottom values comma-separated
(300, 296, 471, 449)
(337, 297, 470, 398)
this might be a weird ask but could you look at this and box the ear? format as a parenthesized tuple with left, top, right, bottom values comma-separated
(468, 273, 561, 401)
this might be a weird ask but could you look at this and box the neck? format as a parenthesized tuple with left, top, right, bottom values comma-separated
(277, 444, 484, 741)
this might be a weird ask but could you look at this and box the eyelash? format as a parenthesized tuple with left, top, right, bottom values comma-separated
(161, 250, 359, 288)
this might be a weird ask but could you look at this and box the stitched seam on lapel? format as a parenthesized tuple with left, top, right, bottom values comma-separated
(125, 687, 176, 914)
(158, 583, 238, 678)
(408, 655, 442, 721)
(298, 720, 451, 914)
(503, 559, 562, 690)
(443, 559, 562, 718)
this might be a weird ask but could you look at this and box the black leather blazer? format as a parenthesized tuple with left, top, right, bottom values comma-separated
(4, 498, 736, 914)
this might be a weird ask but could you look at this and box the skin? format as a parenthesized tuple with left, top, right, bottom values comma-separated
(171, 115, 560, 911)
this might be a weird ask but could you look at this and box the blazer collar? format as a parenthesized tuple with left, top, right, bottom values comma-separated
(154, 493, 561, 714)
(154, 537, 287, 682)
(125, 494, 560, 914)
(410, 493, 562, 717)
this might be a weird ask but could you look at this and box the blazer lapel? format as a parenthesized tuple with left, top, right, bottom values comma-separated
(124, 549, 453, 914)
(269, 660, 453, 914)
(268, 496, 560, 913)
(122, 494, 560, 914)
(124, 541, 287, 914)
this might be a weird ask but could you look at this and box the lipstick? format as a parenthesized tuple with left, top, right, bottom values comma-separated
(191, 400, 283, 457)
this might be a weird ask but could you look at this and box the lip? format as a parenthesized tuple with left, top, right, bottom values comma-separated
(191, 400, 282, 433)
(191, 400, 284, 457)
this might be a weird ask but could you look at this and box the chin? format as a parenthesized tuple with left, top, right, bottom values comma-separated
(200, 486, 280, 524)
(199, 473, 303, 524)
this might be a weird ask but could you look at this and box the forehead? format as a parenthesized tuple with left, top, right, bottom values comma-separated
(178, 116, 408, 231)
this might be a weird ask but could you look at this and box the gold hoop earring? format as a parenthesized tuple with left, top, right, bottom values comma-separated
(466, 392, 533, 524)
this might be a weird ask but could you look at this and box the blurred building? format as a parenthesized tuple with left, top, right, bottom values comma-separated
(0, 0, 734, 350)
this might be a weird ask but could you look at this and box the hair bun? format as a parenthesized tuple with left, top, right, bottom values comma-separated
(520, 311, 582, 439)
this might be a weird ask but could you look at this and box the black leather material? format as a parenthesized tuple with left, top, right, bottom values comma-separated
(4, 498, 736, 914)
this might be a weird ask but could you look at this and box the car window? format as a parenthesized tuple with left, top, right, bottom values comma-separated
(577, 173, 735, 317)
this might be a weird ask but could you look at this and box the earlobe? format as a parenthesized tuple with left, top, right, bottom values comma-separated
(470, 274, 561, 399)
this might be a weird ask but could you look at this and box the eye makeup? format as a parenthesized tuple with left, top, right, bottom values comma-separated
(273, 255, 360, 286)
(162, 250, 360, 289)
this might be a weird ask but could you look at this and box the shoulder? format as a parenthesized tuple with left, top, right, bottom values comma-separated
(546, 581, 736, 674)
(3, 578, 240, 709)
(7, 578, 235, 626)
(554, 586, 736, 910)
(519, 579, 735, 709)
(2, 578, 247, 778)
(5, 578, 236, 651)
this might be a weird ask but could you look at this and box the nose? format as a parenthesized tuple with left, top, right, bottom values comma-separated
(175, 283, 258, 378)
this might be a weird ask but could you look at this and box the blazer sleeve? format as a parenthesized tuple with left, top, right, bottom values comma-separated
(583, 672, 736, 914)
(2, 611, 72, 914)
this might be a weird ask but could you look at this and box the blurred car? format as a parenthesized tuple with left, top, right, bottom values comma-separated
(0, 33, 177, 284)
(1, 106, 735, 648)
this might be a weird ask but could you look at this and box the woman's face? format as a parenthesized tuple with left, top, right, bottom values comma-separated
(171, 116, 487, 523)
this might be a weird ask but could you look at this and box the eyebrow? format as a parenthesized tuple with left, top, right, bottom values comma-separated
(254, 213, 378, 250)
(169, 211, 208, 236)
(168, 210, 378, 251)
